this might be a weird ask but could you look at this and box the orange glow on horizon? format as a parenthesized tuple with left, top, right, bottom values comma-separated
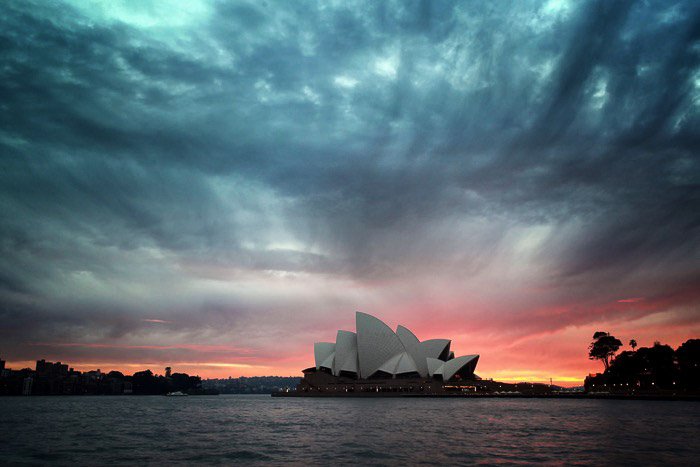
(4, 359, 588, 385)
(6, 306, 698, 387)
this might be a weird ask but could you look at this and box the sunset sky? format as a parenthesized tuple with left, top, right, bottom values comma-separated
(1, 0, 699, 386)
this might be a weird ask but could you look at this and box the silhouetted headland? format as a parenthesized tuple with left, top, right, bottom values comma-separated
(585, 335, 699, 396)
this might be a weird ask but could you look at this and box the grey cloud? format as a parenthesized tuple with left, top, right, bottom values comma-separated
(0, 0, 699, 360)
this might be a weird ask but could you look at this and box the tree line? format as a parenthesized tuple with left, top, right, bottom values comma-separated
(586, 333, 699, 393)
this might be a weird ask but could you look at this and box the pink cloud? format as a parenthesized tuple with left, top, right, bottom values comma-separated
(617, 297, 644, 303)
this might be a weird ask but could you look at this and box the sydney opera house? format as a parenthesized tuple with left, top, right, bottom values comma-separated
(293, 312, 480, 395)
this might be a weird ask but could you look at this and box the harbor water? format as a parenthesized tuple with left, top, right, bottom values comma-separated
(1, 395, 698, 465)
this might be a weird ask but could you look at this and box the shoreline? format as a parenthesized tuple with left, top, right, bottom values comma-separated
(272, 392, 700, 401)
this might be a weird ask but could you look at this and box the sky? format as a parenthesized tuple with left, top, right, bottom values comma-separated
(1, 0, 699, 385)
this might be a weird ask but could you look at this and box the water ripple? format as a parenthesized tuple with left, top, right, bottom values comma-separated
(0, 395, 698, 465)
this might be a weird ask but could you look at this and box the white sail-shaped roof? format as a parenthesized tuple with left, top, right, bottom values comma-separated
(356, 311, 405, 378)
(397, 325, 429, 377)
(377, 352, 403, 374)
(394, 352, 419, 375)
(320, 352, 335, 370)
(333, 330, 358, 376)
(314, 342, 335, 369)
(426, 357, 444, 377)
(420, 339, 451, 361)
(440, 355, 479, 381)
(376, 352, 419, 375)
(311, 312, 479, 381)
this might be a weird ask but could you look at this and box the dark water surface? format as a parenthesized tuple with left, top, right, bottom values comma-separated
(1, 395, 698, 465)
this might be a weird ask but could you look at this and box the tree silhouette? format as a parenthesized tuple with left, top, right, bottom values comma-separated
(629, 339, 637, 351)
(589, 332, 623, 371)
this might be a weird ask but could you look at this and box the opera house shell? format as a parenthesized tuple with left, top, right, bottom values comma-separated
(296, 312, 479, 395)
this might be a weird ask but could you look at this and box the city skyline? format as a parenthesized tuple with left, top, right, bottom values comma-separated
(1, 0, 699, 386)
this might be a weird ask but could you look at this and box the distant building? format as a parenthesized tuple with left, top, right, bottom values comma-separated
(36, 359, 69, 377)
(0, 358, 5, 371)
(84, 369, 103, 381)
(294, 312, 480, 395)
(165, 367, 172, 378)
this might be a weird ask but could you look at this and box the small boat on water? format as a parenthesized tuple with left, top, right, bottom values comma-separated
(165, 391, 188, 396)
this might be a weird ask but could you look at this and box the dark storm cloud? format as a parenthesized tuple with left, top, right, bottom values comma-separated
(0, 0, 699, 361)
